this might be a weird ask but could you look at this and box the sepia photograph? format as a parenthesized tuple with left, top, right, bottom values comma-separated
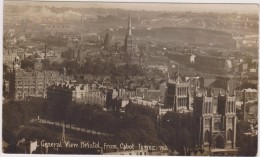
(2, 0, 259, 156)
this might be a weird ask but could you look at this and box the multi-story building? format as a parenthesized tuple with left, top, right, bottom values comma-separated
(43, 23, 71, 33)
(236, 88, 258, 102)
(9, 67, 72, 100)
(243, 101, 258, 123)
(47, 83, 107, 106)
(135, 87, 163, 101)
(239, 88, 258, 122)
(3, 48, 18, 67)
(130, 97, 163, 108)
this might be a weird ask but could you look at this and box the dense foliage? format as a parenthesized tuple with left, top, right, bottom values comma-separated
(3, 99, 162, 147)
(41, 58, 145, 76)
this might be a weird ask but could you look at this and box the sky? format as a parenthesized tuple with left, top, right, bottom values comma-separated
(4, 0, 260, 13)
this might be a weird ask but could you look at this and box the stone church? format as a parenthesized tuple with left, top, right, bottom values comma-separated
(164, 74, 237, 151)
(193, 89, 236, 150)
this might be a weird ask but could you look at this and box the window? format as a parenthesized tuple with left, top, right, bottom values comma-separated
(208, 102, 211, 113)
(204, 130, 210, 143)
(205, 119, 210, 127)
(227, 129, 232, 141)
(228, 118, 232, 125)
(205, 102, 208, 113)
(140, 152, 142, 155)
(214, 122, 221, 131)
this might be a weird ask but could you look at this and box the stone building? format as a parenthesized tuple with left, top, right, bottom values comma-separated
(124, 13, 135, 61)
(236, 88, 258, 102)
(193, 90, 236, 150)
(162, 73, 237, 152)
(123, 12, 140, 64)
(47, 83, 107, 106)
(9, 68, 72, 100)
(240, 88, 258, 122)
(164, 75, 191, 111)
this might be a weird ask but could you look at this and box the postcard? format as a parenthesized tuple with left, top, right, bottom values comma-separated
(2, 0, 259, 156)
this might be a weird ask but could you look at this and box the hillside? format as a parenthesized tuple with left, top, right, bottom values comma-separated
(107, 27, 236, 48)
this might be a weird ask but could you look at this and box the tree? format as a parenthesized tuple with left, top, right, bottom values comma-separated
(50, 61, 62, 71)
(160, 127, 177, 151)
(176, 128, 192, 155)
(21, 59, 34, 69)
(62, 60, 80, 75)
(61, 48, 73, 59)
(236, 121, 250, 147)
(103, 33, 111, 51)
(41, 59, 51, 70)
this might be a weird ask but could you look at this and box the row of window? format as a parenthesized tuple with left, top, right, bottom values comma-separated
(204, 129, 232, 143)
(177, 87, 188, 96)
(226, 101, 235, 113)
(204, 102, 212, 114)
(177, 97, 187, 107)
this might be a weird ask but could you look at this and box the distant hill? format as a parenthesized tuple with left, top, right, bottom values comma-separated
(108, 27, 236, 48)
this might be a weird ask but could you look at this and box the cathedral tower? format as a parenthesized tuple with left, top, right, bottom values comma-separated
(193, 90, 214, 150)
(164, 74, 191, 111)
(193, 89, 236, 150)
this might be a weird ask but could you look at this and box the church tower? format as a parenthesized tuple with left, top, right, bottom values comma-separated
(193, 89, 236, 151)
(217, 92, 236, 149)
(193, 90, 214, 150)
(164, 74, 191, 111)
(124, 12, 135, 64)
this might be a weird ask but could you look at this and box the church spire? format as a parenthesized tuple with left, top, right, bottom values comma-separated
(127, 12, 132, 36)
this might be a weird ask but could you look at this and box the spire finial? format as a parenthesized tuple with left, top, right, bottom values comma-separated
(178, 64, 179, 76)
(127, 12, 132, 36)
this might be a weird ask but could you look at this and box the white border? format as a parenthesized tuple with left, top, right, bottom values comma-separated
(0, 1, 259, 157)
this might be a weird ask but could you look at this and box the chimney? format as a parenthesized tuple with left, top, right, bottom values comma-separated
(243, 90, 246, 121)
(77, 48, 80, 61)
(72, 49, 75, 59)
(44, 45, 47, 59)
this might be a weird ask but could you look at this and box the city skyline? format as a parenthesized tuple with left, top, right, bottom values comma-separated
(4, 1, 259, 14)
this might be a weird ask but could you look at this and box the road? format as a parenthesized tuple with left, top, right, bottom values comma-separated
(30, 118, 112, 137)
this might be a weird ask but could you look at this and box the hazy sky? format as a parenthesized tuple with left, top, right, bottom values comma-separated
(4, 1, 259, 13)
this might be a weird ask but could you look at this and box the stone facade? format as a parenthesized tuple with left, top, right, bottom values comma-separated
(164, 75, 191, 111)
(47, 83, 106, 106)
(9, 68, 72, 100)
(193, 91, 236, 150)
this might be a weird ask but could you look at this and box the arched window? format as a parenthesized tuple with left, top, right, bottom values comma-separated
(208, 102, 210, 113)
(204, 130, 210, 143)
(205, 103, 207, 114)
(229, 101, 232, 113)
(227, 129, 232, 141)
(209, 102, 211, 113)
(214, 122, 221, 131)
(227, 101, 230, 112)
(234, 102, 236, 112)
